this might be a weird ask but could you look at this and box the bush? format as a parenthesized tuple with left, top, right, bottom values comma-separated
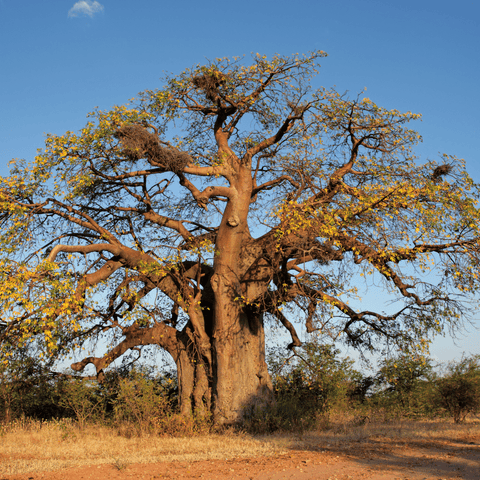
(0, 350, 181, 431)
(0, 350, 68, 422)
(95, 364, 178, 420)
(109, 366, 186, 436)
(244, 340, 360, 433)
(347, 375, 375, 405)
(113, 368, 170, 434)
(436, 355, 480, 423)
(58, 377, 104, 428)
(372, 354, 436, 416)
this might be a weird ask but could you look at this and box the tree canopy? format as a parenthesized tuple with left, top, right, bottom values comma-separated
(1, 51, 479, 423)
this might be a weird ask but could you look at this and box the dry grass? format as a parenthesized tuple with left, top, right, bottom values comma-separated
(292, 411, 480, 452)
(1, 414, 479, 477)
(0, 418, 287, 476)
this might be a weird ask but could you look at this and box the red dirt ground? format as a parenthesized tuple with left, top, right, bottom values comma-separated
(3, 434, 480, 480)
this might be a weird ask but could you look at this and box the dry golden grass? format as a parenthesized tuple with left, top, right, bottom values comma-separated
(1, 413, 479, 477)
(0, 418, 287, 476)
(295, 411, 480, 450)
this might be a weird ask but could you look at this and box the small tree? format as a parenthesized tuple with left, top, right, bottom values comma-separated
(1, 52, 480, 424)
(374, 354, 435, 413)
(436, 355, 480, 423)
(0, 347, 65, 422)
(269, 340, 359, 417)
(58, 377, 103, 428)
(111, 367, 173, 435)
(98, 364, 178, 419)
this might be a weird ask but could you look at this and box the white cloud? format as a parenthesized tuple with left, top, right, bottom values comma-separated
(68, 1, 104, 18)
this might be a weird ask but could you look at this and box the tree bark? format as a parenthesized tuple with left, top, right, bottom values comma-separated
(175, 344, 210, 416)
(173, 308, 271, 423)
(212, 308, 272, 424)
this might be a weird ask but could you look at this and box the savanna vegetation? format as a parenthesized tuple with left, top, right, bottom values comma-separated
(2, 346, 480, 478)
(1, 51, 480, 427)
(1, 341, 479, 434)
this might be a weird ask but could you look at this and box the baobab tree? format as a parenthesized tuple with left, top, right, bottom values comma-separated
(1, 52, 479, 424)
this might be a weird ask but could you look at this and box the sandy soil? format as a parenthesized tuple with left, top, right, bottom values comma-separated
(3, 431, 479, 480)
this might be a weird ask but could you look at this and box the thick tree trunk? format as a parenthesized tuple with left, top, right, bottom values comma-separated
(175, 311, 272, 423)
(173, 153, 274, 423)
(211, 262, 272, 424)
(212, 303, 273, 424)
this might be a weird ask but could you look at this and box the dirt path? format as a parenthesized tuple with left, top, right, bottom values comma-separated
(4, 435, 479, 480)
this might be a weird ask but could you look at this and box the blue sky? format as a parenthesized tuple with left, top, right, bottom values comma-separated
(1, 0, 479, 365)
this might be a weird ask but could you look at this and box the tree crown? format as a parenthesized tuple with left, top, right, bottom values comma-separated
(1, 51, 479, 369)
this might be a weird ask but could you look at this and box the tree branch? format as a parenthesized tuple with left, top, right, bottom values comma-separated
(47, 243, 121, 262)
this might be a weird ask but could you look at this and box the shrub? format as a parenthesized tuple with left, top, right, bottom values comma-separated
(372, 354, 436, 416)
(244, 340, 360, 433)
(435, 355, 480, 423)
(111, 366, 178, 436)
(58, 377, 103, 428)
(0, 350, 68, 422)
(347, 375, 375, 405)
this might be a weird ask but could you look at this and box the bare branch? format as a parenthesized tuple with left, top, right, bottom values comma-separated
(47, 243, 121, 262)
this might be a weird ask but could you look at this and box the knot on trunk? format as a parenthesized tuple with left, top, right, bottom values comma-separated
(227, 214, 240, 227)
